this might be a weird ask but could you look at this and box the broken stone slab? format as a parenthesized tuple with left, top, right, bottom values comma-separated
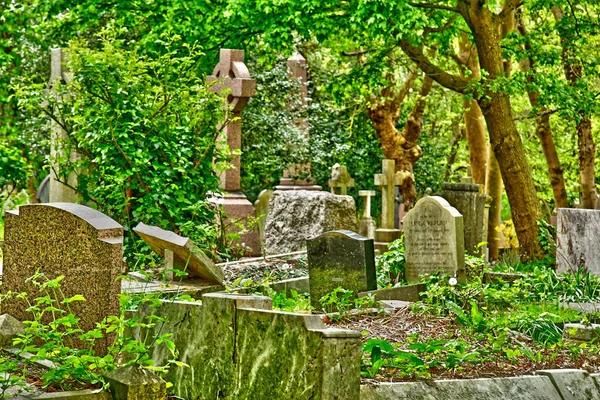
(360, 374, 562, 400)
(358, 284, 426, 303)
(562, 302, 600, 315)
(133, 222, 224, 285)
(26, 389, 112, 399)
(562, 323, 600, 344)
(269, 276, 310, 296)
(104, 364, 166, 400)
(379, 300, 411, 309)
(536, 369, 600, 400)
(0, 314, 25, 348)
(264, 190, 358, 255)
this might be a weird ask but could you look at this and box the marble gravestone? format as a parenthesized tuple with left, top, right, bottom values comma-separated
(1, 203, 124, 354)
(133, 222, 224, 285)
(556, 208, 600, 277)
(403, 196, 465, 283)
(306, 230, 376, 310)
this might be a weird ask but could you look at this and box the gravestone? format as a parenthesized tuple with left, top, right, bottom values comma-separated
(207, 49, 260, 255)
(275, 52, 321, 191)
(329, 164, 355, 195)
(556, 208, 600, 276)
(358, 190, 376, 240)
(403, 196, 465, 283)
(374, 159, 410, 253)
(439, 182, 490, 256)
(1, 203, 123, 354)
(133, 222, 224, 285)
(264, 191, 358, 255)
(254, 189, 274, 249)
(307, 230, 376, 310)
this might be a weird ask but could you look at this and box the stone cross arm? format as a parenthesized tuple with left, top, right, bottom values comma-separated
(207, 49, 256, 112)
(374, 171, 405, 187)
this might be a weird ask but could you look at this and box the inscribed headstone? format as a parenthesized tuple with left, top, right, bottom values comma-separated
(556, 208, 600, 277)
(1, 203, 123, 354)
(403, 196, 465, 283)
(307, 230, 376, 309)
(133, 222, 224, 285)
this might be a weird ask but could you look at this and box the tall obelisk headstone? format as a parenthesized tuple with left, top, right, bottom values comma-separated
(374, 159, 404, 253)
(359, 190, 377, 240)
(275, 52, 321, 191)
(207, 49, 260, 255)
(49, 48, 79, 203)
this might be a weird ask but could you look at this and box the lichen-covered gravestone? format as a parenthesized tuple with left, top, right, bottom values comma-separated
(264, 190, 358, 255)
(307, 230, 376, 309)
(1, 203, 124, 354)
(557, 208, 600, 277)
(403, 196, 465, 283)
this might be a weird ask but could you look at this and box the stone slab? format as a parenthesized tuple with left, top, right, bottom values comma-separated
(562, 323, 600, 344)
(1, 204, 123, 355)
(133, 222, 224, 284)
(269, 276, 310, 296)
(536, 369, 600, 400)
(403, 196, 465, 283)
(307, 230, 376, 310)
(264, 190, 358, 255)
(360, 375, 561, 400)
(557, 208, 600, 276)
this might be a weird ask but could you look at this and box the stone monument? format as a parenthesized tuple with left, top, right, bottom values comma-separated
(275, 52, 321, 191)
(1, 203, 123, 354)
(439, 181, 490, 256)
(207, 49, 259, 255)
(374, 159, 407, 253)
(403, 196, 465, 283)
(328, 164, 355, 195)
(307, 230, 376, 310)
(556, 208, 600, 277)
(264, 191, 358, 255)
(358, 190, 376, 240)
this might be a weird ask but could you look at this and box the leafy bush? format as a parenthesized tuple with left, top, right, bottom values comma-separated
(376, 238, 406, 287)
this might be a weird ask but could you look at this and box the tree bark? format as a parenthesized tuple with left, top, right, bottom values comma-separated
(517, 18, 569, 209)
(552, 6, 597, 209)
(367, 67, 433, 209)
(486, 146, 503, 260)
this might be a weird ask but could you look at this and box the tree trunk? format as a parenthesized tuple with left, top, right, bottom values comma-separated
(457, 36, 487, 185)
(486, 146, 503, 260)
(465, 3, 543, 259)
(443, 121, 464, 181)
(552, 6, 597, 209)
(367, 69, 433, 209)
(517, 18, 569, 209)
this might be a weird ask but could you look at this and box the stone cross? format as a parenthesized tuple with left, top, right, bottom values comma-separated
(207, 49, 256, 192)
(329, 164, 355, 195)
(374, 159, 405, 230)
(359, 190, 376, 218)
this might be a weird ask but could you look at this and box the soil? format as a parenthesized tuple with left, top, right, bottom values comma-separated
(330, 306, 600, 383)
(220, 256, 308, 285)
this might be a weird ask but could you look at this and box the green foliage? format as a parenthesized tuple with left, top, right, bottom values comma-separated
(268, 289, 313, 313)
(376, 238, 406, 287)
(3, 272, 181, 391)
(319, 287, 379, 320)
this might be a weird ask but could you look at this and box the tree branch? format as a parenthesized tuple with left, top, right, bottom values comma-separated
(398, 39, 470, 94)
(499, 0, 524, 21)
(425, 14, 459, 34)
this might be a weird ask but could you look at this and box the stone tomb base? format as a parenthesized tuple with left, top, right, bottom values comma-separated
(211, 192, 261, 256)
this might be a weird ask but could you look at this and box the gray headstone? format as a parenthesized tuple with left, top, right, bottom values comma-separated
(403, 196, 465, 283)
(133, 222, 224, 285)
(2, 203, 124, 355)
(557, 208, 600, 276)
(439, 182, 489, 255)
(264, 190, 358, 255)
(306, 230, 376, 310)
(0, 314, 25, 348)
(254, 189, 274, 249)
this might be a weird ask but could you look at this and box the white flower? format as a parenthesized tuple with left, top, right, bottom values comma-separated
(449, 277, 458, 286)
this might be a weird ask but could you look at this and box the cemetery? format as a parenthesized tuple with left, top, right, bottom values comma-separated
(2, 2, 600, 399)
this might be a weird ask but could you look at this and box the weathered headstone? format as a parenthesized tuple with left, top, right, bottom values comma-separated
(264, 191, 358, 255)
(329, 164, 355, 195)
(254, 189, 274, 249)
(207, 49, 260, 255)
(307, 230, 376, 309)
(374, 159, 409, 253)
(439, 182, 490, 256)
(358, 190, 376, 240)
(556, 208, 600, 276)
(403, 196, 465, 283)
(133, 222, 224, 285)
(1, 203, 123, 354)
(275, 52, 321, 191)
